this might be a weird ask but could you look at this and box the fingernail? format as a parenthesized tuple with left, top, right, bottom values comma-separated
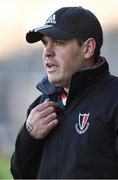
(45, 98, 50, 102)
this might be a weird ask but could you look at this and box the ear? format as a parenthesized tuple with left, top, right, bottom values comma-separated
(83, 38, 96, 59)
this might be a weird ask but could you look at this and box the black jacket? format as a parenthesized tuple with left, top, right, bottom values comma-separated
(11, 57, 118, 179)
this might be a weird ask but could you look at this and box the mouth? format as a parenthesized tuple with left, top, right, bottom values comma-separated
(46, 63, 58, 72)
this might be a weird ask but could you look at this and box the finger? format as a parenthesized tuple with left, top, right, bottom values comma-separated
(32, 101, 58, 113)
(39, 106, 57, 119)
(43, 112, 58, 124)
(46, 119, 59, 131)
(44, 98, 50, 102)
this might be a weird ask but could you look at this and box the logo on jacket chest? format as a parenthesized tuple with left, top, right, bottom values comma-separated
(75, 113, 90, 134)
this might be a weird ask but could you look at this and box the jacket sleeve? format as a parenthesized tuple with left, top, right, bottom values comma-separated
(10, 95, 46, 179)
(11, 124, 43, 179)
(114, 105, 118, 158)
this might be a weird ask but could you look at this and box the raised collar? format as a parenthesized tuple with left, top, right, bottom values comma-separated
(36, 74, 61, 95)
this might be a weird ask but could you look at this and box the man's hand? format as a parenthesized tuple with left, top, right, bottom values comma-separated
(26, 99, 59, 139)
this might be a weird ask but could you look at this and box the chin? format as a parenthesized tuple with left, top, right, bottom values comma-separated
(48, 77, 62, 87)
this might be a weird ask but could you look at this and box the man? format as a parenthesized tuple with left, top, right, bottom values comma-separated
(11, 7, 118, 179)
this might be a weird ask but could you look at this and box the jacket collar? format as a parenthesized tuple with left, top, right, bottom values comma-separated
(36, 57, 109, 96)
(36, 74, 61, 95)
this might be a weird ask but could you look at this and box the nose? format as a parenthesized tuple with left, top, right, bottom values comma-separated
(44, 44, 55, 58)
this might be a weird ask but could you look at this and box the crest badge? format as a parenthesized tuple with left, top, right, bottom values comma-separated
(75, 113, 90, 134)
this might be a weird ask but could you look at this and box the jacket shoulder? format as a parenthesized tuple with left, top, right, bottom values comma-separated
(109, 75, 118, 89)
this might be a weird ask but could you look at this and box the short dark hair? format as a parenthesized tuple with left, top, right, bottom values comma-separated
(77, 36, 100, 63)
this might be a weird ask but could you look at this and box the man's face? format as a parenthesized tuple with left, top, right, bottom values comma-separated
(42, 36, 85, 90)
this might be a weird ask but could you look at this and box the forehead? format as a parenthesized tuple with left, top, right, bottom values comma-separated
(41, 35, 77, 43)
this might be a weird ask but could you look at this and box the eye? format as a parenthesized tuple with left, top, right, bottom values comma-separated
(41, 39, 47, 46)
(55, 40, 66, 46)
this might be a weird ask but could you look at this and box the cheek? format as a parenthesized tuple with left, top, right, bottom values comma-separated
(59, 59, 75, 78)
(60, 52, 78, 70)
